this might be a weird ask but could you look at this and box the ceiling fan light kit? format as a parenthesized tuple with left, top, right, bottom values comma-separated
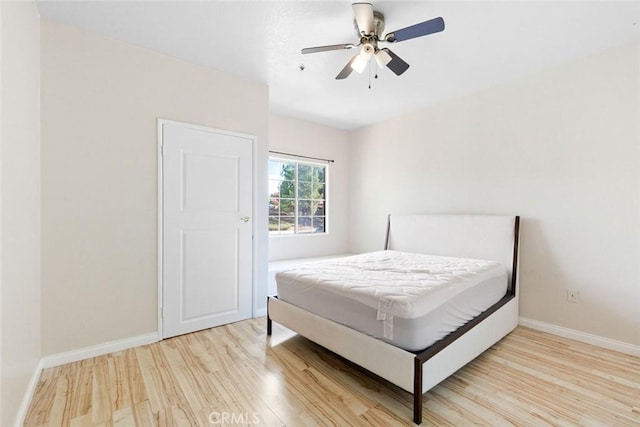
(375, 49, 392, 68)
(351, 54, 369, 73)
(301, 2, 445, 80)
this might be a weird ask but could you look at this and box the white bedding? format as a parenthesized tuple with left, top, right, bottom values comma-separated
(276, 250, 508, 351)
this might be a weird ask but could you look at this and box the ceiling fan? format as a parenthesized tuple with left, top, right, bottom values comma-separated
(302, 3, 445, 80)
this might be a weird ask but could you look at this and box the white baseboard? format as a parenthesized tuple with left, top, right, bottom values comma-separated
(519, 317, 640, 357)
(41, 332, 160, 369)
(15, 358, 44, 427)
(254, 307, 267, 317)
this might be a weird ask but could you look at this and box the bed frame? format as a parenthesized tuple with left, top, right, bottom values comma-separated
(267, 214, 520, 424)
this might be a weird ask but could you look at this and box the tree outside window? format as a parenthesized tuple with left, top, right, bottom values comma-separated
(269, 159, 326, 235)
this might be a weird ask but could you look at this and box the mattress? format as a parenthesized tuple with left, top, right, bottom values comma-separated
(275, 250, 508, 351)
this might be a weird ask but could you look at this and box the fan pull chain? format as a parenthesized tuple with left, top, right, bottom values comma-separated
(368, 60, 380, 89)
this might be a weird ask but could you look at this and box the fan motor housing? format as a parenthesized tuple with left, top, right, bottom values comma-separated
(355, 11, 385, 38)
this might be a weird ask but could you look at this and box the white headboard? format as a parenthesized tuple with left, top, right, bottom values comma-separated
(385, 214, 520, 292)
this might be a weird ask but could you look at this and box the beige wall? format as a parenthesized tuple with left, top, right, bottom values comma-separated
(41, 19, 269, 356)
(268, 113, 350, 261)
(349, 41, 640, 346)
(0, 2, 41, 425)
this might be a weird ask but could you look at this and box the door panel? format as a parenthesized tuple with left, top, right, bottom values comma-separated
(162, 122, 253, 339)
(182, 152, 238, 211)
(181, 228, 238, 320)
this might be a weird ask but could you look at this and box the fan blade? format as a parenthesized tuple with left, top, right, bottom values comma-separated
(383, 48, 410, 76)
(385, 17, 445, 43)
(302, 43, 356, 54)
(336, 54, 360, 80)
(353, 3, 375, 35)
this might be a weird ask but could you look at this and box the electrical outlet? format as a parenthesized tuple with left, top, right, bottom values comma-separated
(567, 288, 578, 302)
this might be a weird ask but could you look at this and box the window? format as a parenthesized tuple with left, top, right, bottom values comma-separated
(269, 158, 327, 235)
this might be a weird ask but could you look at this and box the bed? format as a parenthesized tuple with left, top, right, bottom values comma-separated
(267, 214, 520, 424)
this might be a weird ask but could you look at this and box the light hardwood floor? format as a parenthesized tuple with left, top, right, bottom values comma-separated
(25, 320, 640, 426)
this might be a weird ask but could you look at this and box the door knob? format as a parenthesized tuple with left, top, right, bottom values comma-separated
(240, 216, 251, 223)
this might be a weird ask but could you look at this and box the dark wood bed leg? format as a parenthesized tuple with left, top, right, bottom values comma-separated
(413, 357, 423, 424)
(266, 297, 272, 336)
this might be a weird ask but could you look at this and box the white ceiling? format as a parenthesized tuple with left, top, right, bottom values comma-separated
(37, 1, 640, 130)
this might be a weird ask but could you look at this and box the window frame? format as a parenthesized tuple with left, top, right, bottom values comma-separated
(268, 156, 329, 237)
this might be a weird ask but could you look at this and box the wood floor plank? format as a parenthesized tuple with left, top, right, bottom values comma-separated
(91, 358, 113, 425)
(124, 348, 146, 406)
(68, 363, 93, 420)
(48, 375, 72, 427)
(25, 369, 58, 425)
(131, 400, 155, 427)
(25, 322, 640, 426)
(69, 413, 92, 427)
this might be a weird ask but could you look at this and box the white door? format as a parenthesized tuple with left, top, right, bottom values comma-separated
(161, 121, 253, 339)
